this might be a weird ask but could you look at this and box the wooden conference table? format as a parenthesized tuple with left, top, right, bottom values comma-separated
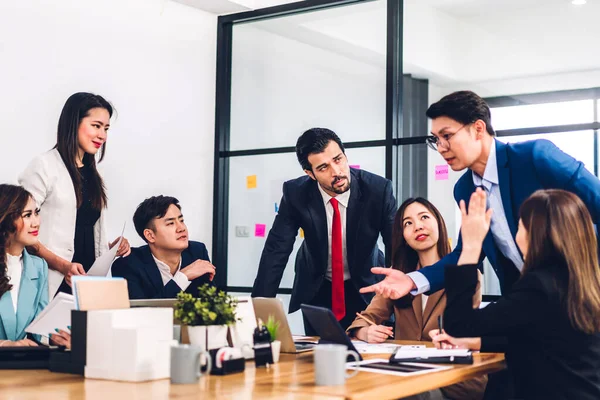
(0, 341, 505, 400)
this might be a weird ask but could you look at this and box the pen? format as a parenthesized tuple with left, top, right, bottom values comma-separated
(438, 315, 444, 335)
(355, 312, 393, 338)
(355, 312, 377, 326)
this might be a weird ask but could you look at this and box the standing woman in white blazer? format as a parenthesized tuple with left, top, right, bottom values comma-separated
(19, 92, 131, 296)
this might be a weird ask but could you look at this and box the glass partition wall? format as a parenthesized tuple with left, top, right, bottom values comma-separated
(216, 0, 600, 327)
(213, 0, 403, 333)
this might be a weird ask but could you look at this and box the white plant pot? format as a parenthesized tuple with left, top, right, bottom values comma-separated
(271, 340, 281, 363)
(187, 325, 229, 350)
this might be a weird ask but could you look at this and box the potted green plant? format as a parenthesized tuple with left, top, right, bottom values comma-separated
(265, 315, 281, 363)
(174, 285, 238, 350)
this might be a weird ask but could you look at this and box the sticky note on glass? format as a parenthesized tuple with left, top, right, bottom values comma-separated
(299, 228, 304, 238)
(274, 203, 279, 213)
(350, 164, 360, 169)
(255, 224, 266, 237)
(246, 175, 257, 189)
(435, 165, 448, 180)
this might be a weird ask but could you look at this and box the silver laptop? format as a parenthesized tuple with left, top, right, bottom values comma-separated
(252, 297, 315, 354)
(130, 299, 177, 308)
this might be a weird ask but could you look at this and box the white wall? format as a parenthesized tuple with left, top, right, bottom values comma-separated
(0, 0, 217, 250)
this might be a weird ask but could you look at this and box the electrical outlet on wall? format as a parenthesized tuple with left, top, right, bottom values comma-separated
(235, 226, 250, 237)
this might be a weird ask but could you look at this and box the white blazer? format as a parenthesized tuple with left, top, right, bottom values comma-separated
(19, 149, 109, 296)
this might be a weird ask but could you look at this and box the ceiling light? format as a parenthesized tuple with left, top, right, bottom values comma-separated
(572, 0, 586, 5)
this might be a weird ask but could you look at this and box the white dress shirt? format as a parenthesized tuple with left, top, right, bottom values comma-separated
(408, 140, 524, 294)
(6, 254, 23, 312)
(317, 183, 351, 281)
(152, 255, 191, 291)
(472, 141, 524, 271)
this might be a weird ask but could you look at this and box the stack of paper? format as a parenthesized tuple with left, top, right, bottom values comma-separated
(25, 293, 75, 336)
(351, 340, 401, 354)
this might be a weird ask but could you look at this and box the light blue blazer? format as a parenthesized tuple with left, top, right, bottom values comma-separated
(0, 250, 48, 341)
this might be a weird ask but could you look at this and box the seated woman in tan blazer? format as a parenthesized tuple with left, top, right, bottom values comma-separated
(347, 197, 486, 400)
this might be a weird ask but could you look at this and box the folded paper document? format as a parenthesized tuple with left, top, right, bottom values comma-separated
(25, 293, 75, 337)
(87, 222, 126, 277)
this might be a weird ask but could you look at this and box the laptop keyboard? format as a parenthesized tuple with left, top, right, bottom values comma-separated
(294, 342, 316, 350)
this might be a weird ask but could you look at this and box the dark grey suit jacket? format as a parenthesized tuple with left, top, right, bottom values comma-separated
(251, 168, 397, 313)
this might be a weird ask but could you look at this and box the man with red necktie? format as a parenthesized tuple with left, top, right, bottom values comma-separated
(251, 128, 397, 335)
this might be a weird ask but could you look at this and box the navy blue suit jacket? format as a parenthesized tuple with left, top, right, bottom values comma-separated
(420, 139, 600, 294)
(251, 168, 397, 313)
(111, 241, 212, 299)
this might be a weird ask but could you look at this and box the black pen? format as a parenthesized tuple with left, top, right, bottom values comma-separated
(438, 315, 444, 335)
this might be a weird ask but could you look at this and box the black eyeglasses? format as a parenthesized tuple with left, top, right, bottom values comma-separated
(425, 123, 471, 151)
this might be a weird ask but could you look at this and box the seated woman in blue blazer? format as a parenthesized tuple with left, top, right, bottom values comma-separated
(431, 188, 600, 400)
(0, 184, 72, 348)
(0, 184, 49, 347)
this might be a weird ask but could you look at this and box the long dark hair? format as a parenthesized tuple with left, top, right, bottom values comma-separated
(391, 197, 451, 273)
(55, 92, 112, 210)
(0, 185, 32, 297)
(520, 189, 600, 334)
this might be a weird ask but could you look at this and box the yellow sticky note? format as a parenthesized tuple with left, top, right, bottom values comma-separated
(246, 175, 257, 189)
(299, 228, 304, 238)
(448, 238, 453, 248)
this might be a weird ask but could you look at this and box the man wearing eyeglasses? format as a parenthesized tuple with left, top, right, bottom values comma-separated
(360, 90, 600, 300)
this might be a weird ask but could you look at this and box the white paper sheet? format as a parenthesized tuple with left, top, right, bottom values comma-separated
(25, 293, 75, 336)
(88, 222, 126, 277)
(392, 348, 471, 360)
(351, 340, 402, 354)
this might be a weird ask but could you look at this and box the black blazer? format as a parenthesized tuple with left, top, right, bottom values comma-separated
(251, 168, 397, 313)
(111, 241, 212, 299)
(444, 264, 600, 400)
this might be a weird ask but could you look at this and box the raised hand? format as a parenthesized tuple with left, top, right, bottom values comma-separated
(458, 188, 492, 265)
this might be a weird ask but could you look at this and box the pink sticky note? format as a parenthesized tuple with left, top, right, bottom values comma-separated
(349, 164, 360, 169)
(435, 165, 448, 180)
(255, 224, 266, 237)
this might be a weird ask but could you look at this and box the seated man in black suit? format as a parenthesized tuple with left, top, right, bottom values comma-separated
(112, 195, 215, 299)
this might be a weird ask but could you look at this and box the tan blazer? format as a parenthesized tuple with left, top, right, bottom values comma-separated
(347, 272, 486, 400)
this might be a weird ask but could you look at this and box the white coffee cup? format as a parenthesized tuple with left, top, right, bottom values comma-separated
(314, 344, 360, 386)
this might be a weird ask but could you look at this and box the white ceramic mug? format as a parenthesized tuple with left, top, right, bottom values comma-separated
(314, 344, 360, 386)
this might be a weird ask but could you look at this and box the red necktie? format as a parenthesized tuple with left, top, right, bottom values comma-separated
(330, 198, 345, 321)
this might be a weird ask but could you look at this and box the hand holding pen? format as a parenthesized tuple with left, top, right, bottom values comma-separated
(354, 312, 394, 343)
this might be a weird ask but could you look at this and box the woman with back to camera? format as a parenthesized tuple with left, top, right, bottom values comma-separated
(19, 93, 130, 296)
(431, 188, 600, 400)
(347, 197, 486, 400)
